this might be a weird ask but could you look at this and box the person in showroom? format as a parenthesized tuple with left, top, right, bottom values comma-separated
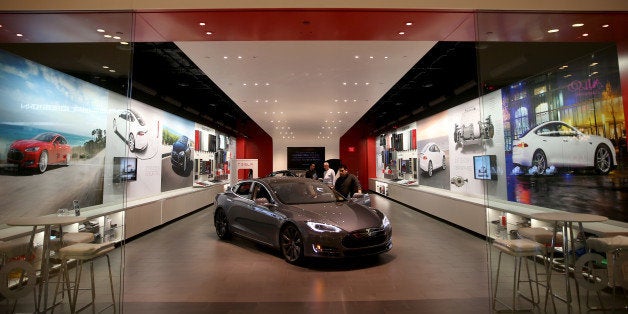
(305, 163, 318, 180)
(334, 164, 362, 198)
(322, 162, 336, 187)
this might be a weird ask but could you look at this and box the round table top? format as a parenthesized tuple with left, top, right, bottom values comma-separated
(6, 215, 85, 227)
(530, 212, 608, 223)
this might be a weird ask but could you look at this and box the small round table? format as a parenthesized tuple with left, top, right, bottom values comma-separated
(530, 212, 608, 313)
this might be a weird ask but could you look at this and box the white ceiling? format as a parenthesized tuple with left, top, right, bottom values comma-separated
(177, 41, 436, 143)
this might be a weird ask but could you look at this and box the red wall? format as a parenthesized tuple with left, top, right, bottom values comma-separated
(339, 121, 376, 192)
(236, 121, 273, 179)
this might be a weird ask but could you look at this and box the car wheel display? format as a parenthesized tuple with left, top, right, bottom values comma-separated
(532, 150, 547, 175)
(442, 156, 446, 170)
(280, 224, 304, 264)
(38, 150, 48, 173)
(128, 133, 136, 152)
(594, 144, 612, 175)
(427, 161, 433, 177)
(214, 208, 231, 240)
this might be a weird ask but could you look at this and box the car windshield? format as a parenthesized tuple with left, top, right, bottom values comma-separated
(269, 180, 344, 204)
(33, 133, 55, 142)
(129, 109, 146, 126)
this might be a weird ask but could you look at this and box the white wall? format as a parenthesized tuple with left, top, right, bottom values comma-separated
(272, 138, 339, 171)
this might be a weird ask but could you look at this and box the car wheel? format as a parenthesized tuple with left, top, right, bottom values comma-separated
(280, 224, 304, 264)
(441, 156, 446, 170)
(65, 153, 71, 166)
(214, 208, 231, 240)
(427, 160, 433, 177)
(532, 150, 547, 175)
(128, 133, 135, 152)
(594, 144, 612, 175)
(38, 150, 48, 173)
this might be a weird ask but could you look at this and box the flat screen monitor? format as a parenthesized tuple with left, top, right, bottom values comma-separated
(287, 147, 325, 170)
(113, 157, 137, 183)
(473, 155, 497, 180)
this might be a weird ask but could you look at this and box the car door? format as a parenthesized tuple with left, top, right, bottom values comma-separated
(557, 123, 590, 167)
(242, 183, 285, 246)
(228, 181, 257, 237)
(534, 122, 565, 167)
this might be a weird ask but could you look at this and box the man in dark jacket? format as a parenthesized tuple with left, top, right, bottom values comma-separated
(305, 163, 317, 180)
(334, 164, 362, 198)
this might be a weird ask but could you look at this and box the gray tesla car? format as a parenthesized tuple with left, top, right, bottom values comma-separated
(213, 177, 392, 264)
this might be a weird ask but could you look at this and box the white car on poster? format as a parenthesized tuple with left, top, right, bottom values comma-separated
(113, 108, 149, 152)
(512, 121, 616, 175)
(419, 142, 446, 177)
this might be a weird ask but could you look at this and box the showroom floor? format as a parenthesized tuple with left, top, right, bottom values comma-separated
(5, 193, 627, 313)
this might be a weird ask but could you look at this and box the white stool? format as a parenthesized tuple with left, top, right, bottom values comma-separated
(492, 238, 543, 312)
(55, 242, 116, 313)
(585, 236, 628, 311)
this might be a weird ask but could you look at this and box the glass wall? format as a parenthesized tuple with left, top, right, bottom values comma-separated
(476, 11, 628, 311)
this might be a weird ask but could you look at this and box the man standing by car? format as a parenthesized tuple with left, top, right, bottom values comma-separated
(322, 162, 336, 187)
(334, 164, 362, 198)
(305, 163, 318, 180)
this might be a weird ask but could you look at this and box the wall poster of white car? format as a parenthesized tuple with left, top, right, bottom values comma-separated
(502, 46, 626, 221)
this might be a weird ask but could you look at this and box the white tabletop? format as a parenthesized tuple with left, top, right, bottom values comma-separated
(530, 212, 608, 223)
(6, 215, 85, 227)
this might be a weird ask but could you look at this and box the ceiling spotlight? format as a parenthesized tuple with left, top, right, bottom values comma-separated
(406, 22, 413, 26)
(582, 33, 589, 37)
(572, 23, 584, 27)
(342, 82, 347, 85)
(223, 56, 228, 59)
(590, 62, 598, 67)
(369, 56, 374, 59)
(199, 22, 206, 26)
(104, 34, 112, 38)
(113, 36, 121, 40)
(206, 32, 213, 35)
(109, 69, 116, 73)
(102, 65, 109, 69)
(602, 24, 610, 28)
(398, 31, 405, 35)
(97, 29, 105, 33)
(16, 33, 23, 37)
(354, 55, 359, 59)
(238, 56, 243, 59)
(120, 42, 129, 45)
(547, 29, 559, 33)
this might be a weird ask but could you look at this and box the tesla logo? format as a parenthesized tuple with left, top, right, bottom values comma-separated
(568, 78, 602, 96)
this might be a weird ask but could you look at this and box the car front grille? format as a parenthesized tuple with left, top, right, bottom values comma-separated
(7, 148, 23, 161)
(342, 227, 387, 248)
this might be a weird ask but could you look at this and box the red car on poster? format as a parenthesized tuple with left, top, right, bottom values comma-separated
(7, 132, 71, 173)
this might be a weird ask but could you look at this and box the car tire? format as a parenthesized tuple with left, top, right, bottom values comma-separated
(280, 223, 304, 264)
(214, 208, 232, 240)
(427, 160, 433, 177)
(38, 150, 48, 173)
(128, 133, 135, 152)
(532, 150, 547, 175)
(594, 144, 612, 175)
(441, 156, 446, 170)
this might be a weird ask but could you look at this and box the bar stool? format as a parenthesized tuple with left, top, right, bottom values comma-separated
(584, 236, 628, 311)
(492, 238, 544, 312)
(55, 242, 116, 313)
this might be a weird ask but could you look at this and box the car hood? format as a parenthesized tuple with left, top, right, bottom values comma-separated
(10, 139, 45, 148)
(288, 201, 383, 231)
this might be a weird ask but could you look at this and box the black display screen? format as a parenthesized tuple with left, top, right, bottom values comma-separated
(287, 147, 325, 170)
(113, 157, 137, 183)
(473, 155, 497, 180)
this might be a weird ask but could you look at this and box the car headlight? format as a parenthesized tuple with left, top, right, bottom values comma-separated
(382, 215, 390, 228)
(24, 147, 40, 152)
(306, 221, 342, 233)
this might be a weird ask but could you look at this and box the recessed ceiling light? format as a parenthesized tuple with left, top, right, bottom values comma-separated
(342, 82, 347, 85)
(590, 71, 599, 76)
(102, 65, 109, 69)
(104, 34, 112, 38)
(16, 33, 23, 37)
(254, 82, 258, 86)
(559, 65, 568, 70)
(582, 33, 589, 37)
(120, 42, 129, 45)
(384, 56, 389, 59)
(223, 56, 228, 59)
(398, 31, 405, 35)
(97, 29, 105, 33)
(113, 36, 121, 40)
(564, 74, 572, 78)
(602, 24, 610, 28)
(590, 62, 598, 66)
(238, 56, 242, 59)
(265, 83, 270, 86)
(199, 22, 206, 26)
(406, 22, 413, 26)
(243, 83, 247, 86)
(206, 32, 213, 35)
(109, 69, 116, 73)
(354, 55, 359, 59)
(369, 56, 374, 59)
(547, 29, 559, 33)
(572, 23, 584, 27)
